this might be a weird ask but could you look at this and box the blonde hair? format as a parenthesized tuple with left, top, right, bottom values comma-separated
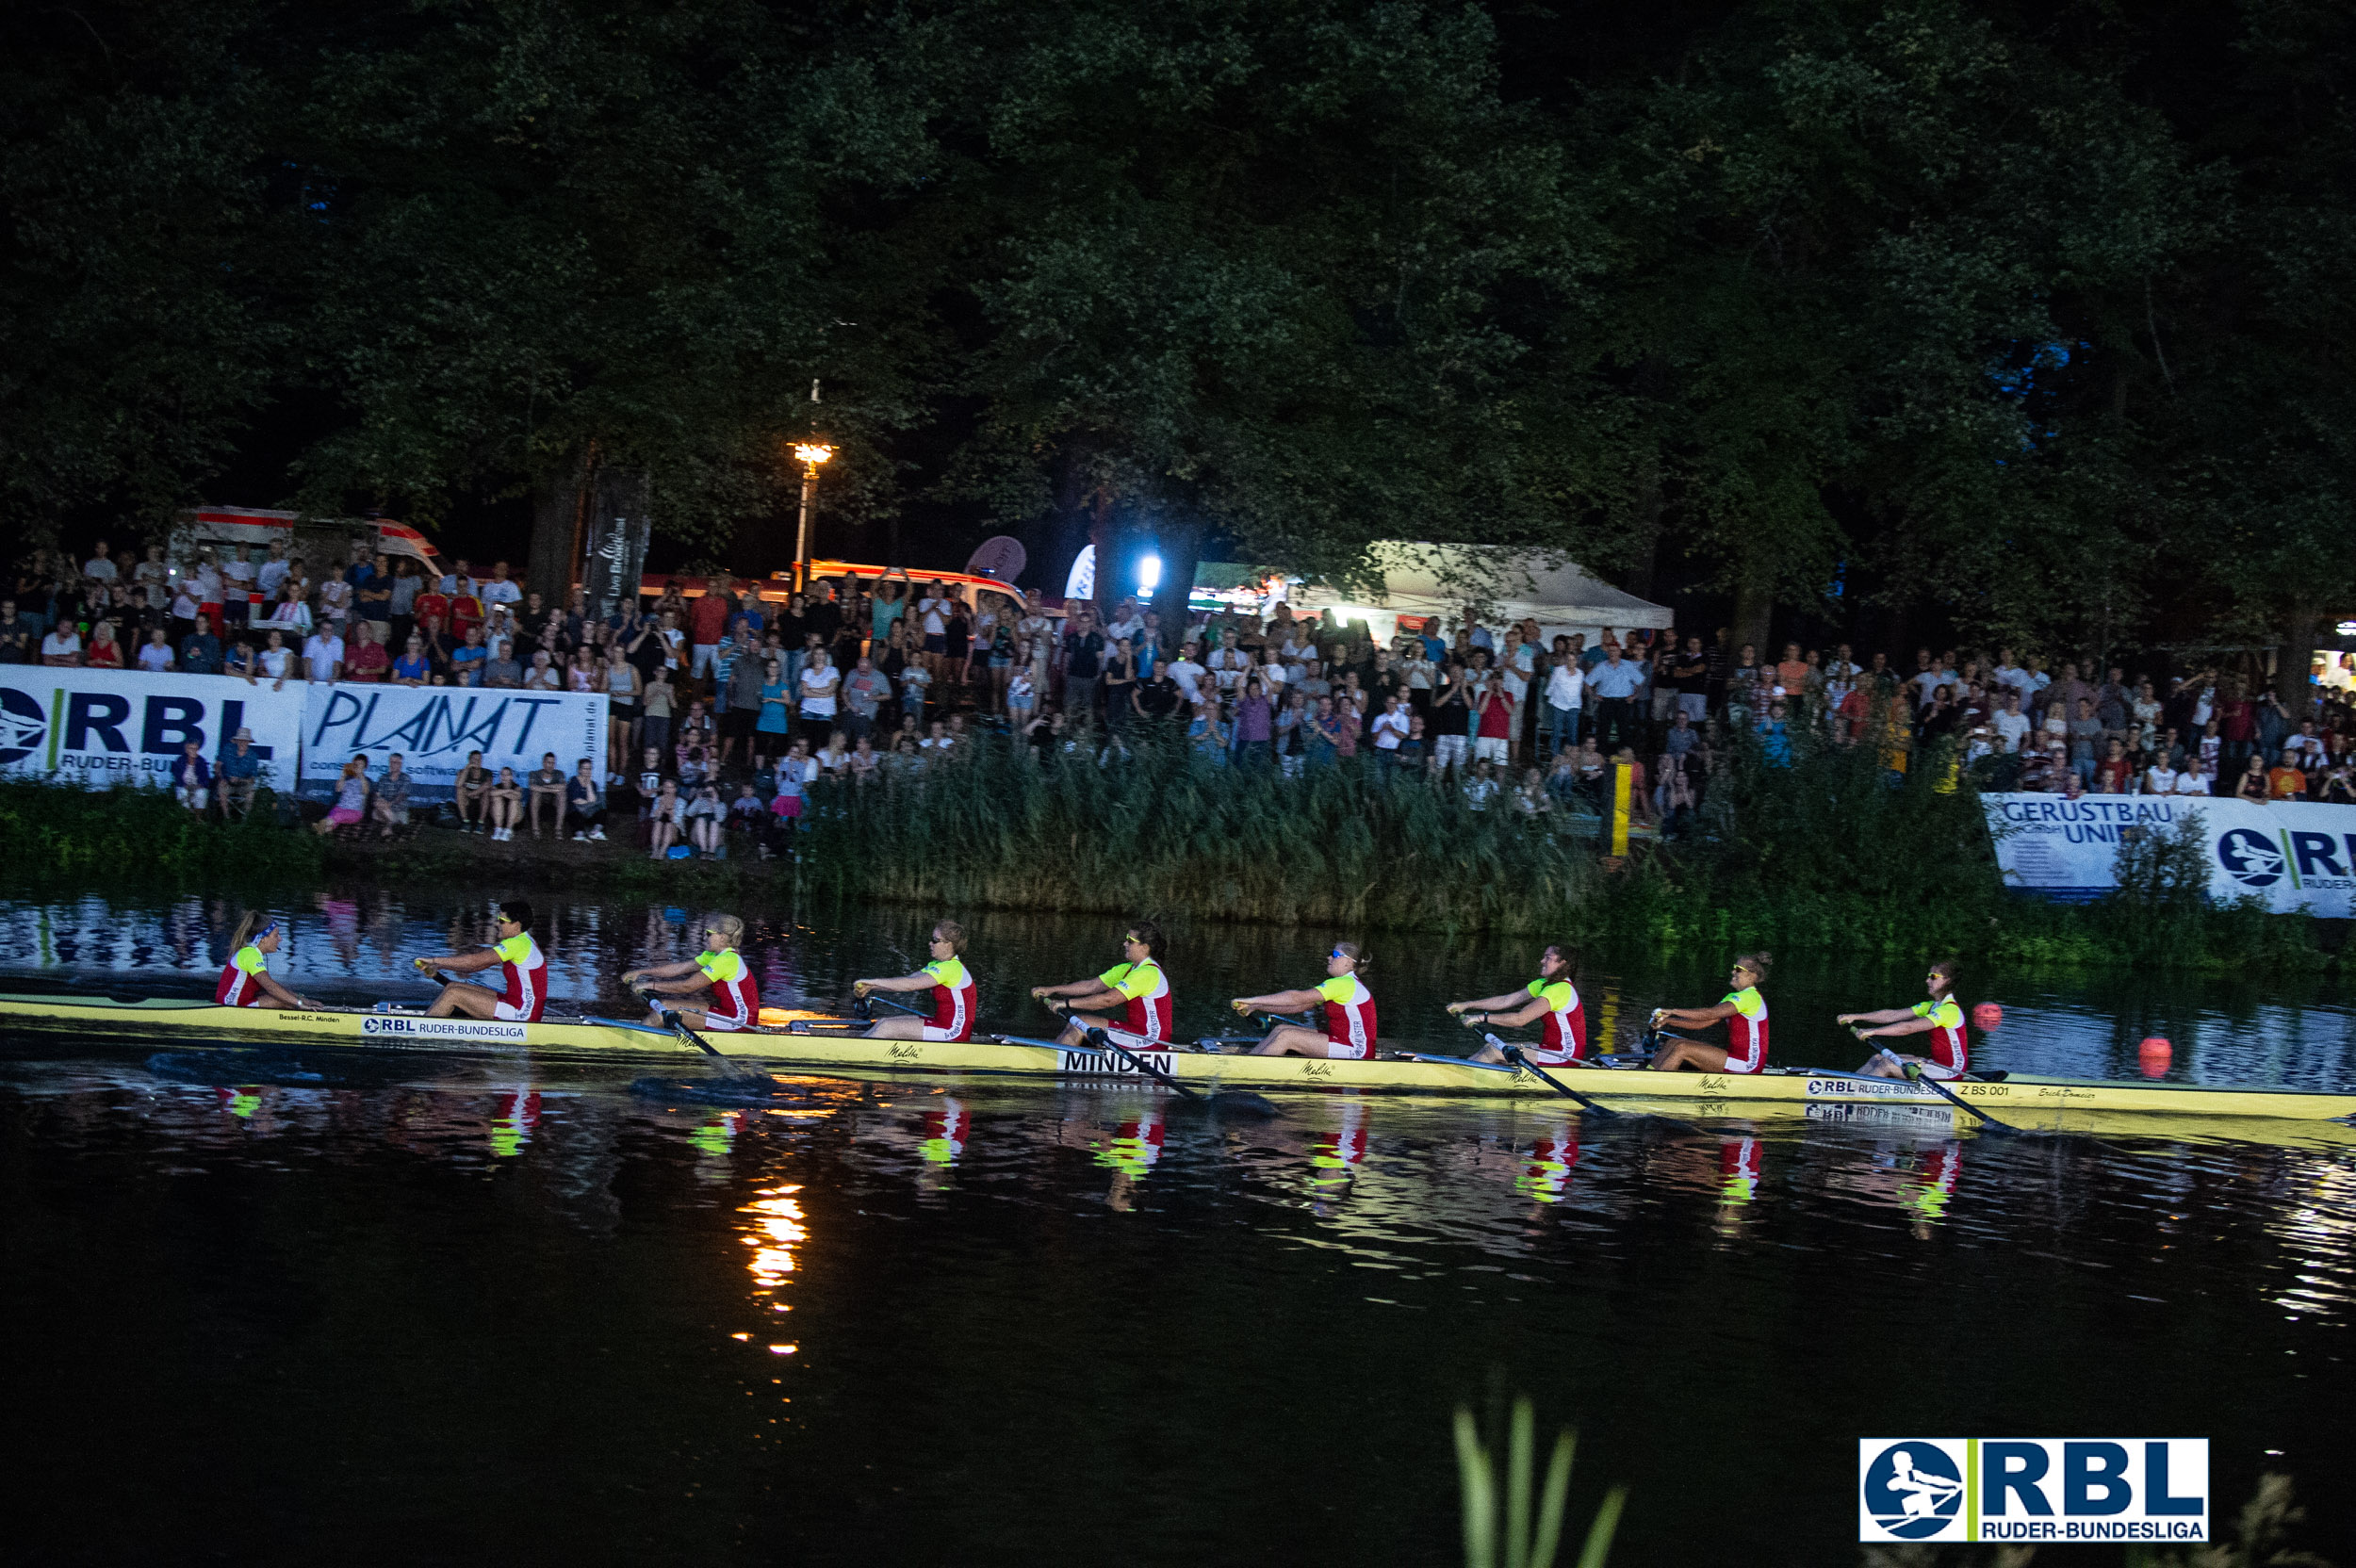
(1334, 939, 1371, 975)
(229, 911, 275, 950)
(932, 920, 967, 954)
(705, 913, 745, 947)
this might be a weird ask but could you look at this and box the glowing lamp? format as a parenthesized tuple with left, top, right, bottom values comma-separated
(793, 443, 835, 466)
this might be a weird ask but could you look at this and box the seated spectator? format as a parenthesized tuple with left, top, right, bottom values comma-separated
(2267, 751, 2308, 802)
(136, 626, 176, 674)
(728, 780, 766, 833)
(313, 755, 372, 836)
(2317, 761, 2356, 805)
(564, 759, 608, 842)
(216, 728, 263, 818)
(255, 629, 296, 690)
(343, 622, 390, 682)
(170, 742, 211, 813)
(848, 733, 882, 784)
(84, 620, 125, 669)
(645, 777, 684, 858)
(526, 752, 567, 839)
(370, 753, 412, 839)
(391, 635, 432, 686)
(453, 749, 492, 832)
(1514, 767, 1553, 817)
(2233, 754, 2270, 803)
(684, 783, 726, 858)
(2093, 739, 2135, 794)
(522, 648, 562, 692)
(303, 624, 345, 684)
(0, 600, 33, 663)
(1462, 758, 1501, 810)
(485, 765, 524, 841)
(483, 636, 523, 689)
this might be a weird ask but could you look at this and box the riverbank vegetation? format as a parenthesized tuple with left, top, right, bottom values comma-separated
(0, 782, 321, 886)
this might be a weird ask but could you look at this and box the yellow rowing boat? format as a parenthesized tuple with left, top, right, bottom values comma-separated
(3, 992, 2352, 1121)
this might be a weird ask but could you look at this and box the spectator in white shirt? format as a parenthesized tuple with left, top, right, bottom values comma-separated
(133, 545, 170, 612)
(479, 560, 523, 606)
(303, 628, 346, 683)
(136, 627, 176, 673)
(1206, 629, 1250, 694)
(41, 627, 83, 666)
(82, 540, 118, 583)
(1991, 691, 2031, 753)
(1166, 644, 1209, 706)
(1543, 653, 1583, 758)
(255, 540, 291, 600)
(437, 557, 474, 596)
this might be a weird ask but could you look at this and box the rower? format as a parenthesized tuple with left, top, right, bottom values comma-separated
(1645, 952, 1771, 1073)
(412, 900, 548, 1021)
(215, 912, 320, 1009)
(1235, 942, 1377, 1059)
(852, 921, 978, 1041)
(625, 913, 760, 1032)
(1841, 957, 1968, 1080)
(1447, 942, 1585, 1066)
(1029, 921, 1171, 1046)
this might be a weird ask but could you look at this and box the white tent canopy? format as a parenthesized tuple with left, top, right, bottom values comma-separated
(1284, 541, 1673, 648)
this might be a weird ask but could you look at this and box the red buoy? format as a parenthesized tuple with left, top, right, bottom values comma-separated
(2138, 1036, 2172, 1078)
(1972, 1002, 2003, 1033)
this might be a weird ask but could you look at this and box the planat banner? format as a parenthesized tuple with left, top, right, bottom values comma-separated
(0, 667, 301, 791)
(299, 684, 606, 799)
(1982, 792, 2356, 917)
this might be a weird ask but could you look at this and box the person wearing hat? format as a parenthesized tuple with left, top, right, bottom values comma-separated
(216, 727, 264, 820)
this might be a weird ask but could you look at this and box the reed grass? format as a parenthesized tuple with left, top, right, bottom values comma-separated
(1454, 1396, 1623, 1568)
(0, 780, 322, 886)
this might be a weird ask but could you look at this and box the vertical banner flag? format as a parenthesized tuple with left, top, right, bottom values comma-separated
(0, 668, 301, 790)
(1982, 792, 2356, 916)
(301, 684, 606, 799)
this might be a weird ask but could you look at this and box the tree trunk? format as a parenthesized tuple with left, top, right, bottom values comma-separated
(1620, 451, 1663, 602)
(527, 445, 595, 608)
(1149, 513, 1205, 659)
(1731, 568, 1774, 661)
(2278, 597, 2318, 719)
(1090, 498, 1137, 626)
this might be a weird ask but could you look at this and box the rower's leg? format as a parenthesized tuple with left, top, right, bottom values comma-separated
(863, 1014, 926, 1040)
(1647, 1037, 1730, 1072)
(1252, 1026, 1332, 1057)
(429, 984, 501, 1021)
(1858, 1051, 1902, 1079)
(1468, 1042, 1506, 1064)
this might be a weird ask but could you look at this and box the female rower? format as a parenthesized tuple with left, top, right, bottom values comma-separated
(1646, 952, 1771, 1073)
(1839, 956, 1968, 1079)
(1030, 921, 1172, 1046)
(1237, 942, 1377, 1059)
(215, 913, 321, 1009)
(413, 900, 548, 1021)
(852, 921, 979, 1041)
(1448, 942, 1586, 1065)
(625, 913, 760, 1032)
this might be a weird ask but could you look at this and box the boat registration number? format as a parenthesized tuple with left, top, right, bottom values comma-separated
(359, 1016, 531, 1044)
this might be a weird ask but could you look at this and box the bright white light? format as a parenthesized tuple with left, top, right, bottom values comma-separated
(1137, 553, 1162, 593)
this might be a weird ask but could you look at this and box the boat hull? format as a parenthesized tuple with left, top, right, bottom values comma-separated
(3, 994, 2351, 1121)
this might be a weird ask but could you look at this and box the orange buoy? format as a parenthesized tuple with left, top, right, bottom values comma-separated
(1972, 1002, 2003, 1033)
(2138, 1036, 2172, 1077)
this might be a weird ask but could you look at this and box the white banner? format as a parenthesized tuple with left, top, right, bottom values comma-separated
(0, 667, 301, 790)
(1984, 792, 2356, 916)
(300, 684, 606, 798)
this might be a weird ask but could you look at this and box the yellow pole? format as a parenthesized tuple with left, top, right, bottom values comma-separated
(793, 460, 817, 592)
(1611, 761, 1630, 857)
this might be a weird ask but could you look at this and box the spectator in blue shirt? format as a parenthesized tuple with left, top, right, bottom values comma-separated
(450, 626, 489, 686)
(216, 729, 264, 818)
(179, 615, 225, 675)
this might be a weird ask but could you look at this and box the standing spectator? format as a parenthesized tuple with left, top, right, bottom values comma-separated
(641, 666, 677, 754)
(386, 557, 422, 650)
(1542, 651, 1583, 760)
(839, 652, 890, 745)
(391, 635, 432, 686)
(2066, 698, 2104, 784)
(2233, 754, 2270, 803)
(179, 614, 225, 676)
(1062, 609, 1105, 723)
(303, 621, 346, 684)
(1587, 644, 1644, 752)
(0, 601, 32, 663)
(689, 578, 729, 684)
(450, 626, 489, 686)
(483, 638, 525, 689)
(2093, 739, 2135, 794)
(83, 539, 119, 586)
(342, 621, 389, 682)
(1472, 670, 1514, 766)
(1991, 691, 2031, 754)
(132, 545, 170, 624)
(371, 754, 413, 839)
(479, 560, 523, 611)
(522, 648, 562, 692)
(355, 554, 394, 646)
(796, 647, 840, 748)
(170, 742, 212, 813)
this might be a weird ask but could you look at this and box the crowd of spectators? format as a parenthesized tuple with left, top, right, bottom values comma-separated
(10, 536, 2356, 855)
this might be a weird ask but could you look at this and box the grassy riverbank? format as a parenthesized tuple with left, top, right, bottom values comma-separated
(0, 742, 2333, 974)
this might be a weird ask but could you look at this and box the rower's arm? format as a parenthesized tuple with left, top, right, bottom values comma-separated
(1029, 978, 1100, 1001)
(1448, 990, 1530, 1015)
(1654, 1001, 1736, 1029)
(1469, 996, 1549, 1029)
(254, 971, 313, 1009)
(1233, 988, 1323, 1014)
(1048, 986, 1126, 1014)
(621, 956, 702, 985)
(857, 971, 934, 995)
(1838, 1005, 1916, 1027)
(419, 948, 499, 976)
(1856, 1015, 1937, 1041)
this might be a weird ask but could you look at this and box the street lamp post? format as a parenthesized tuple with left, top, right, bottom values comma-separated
(791, 442, 834, 591)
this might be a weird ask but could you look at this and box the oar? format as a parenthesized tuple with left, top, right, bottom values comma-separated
(1060, 1011, 1277, 1118)
(640, 987, 763, 1083)
(856, 991, 926, 1019)
(1851, 1028, 2025, 1136)
(1483, 1033, 1621, 1119)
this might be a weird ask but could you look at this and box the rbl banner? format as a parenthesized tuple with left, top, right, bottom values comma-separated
(0, 669, 298, 789)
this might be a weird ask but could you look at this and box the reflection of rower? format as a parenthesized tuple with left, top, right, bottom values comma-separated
(1447, 943, 1585, 1066)
(215, 912, 321, 1009)
(852, 922, 978, 1041)
(412, 900, 548, 1021)
(1841, 958, 1969, 1079)
(624, 913, 759, 1033)
(1029, 920, 1171, 1046)
(1235, 942, 1377, 1059)
(1647, 953, 1771, 1073)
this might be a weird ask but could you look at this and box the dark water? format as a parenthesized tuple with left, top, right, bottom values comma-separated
(3, 891, 2354, 1566)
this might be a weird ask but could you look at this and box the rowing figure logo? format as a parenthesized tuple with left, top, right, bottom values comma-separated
(0, 687, 45, 767)
(2217, 827, 2286, 889)
(1861, 1442, 1964, 1540)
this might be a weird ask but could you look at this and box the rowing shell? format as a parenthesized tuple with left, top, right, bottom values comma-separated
(5, 992, 2354, 1121)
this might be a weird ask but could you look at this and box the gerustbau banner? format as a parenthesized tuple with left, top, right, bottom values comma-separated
(300, 684, 606, 798)
(0, 668, 300, 789)
(1983, 792, 2356, 917)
